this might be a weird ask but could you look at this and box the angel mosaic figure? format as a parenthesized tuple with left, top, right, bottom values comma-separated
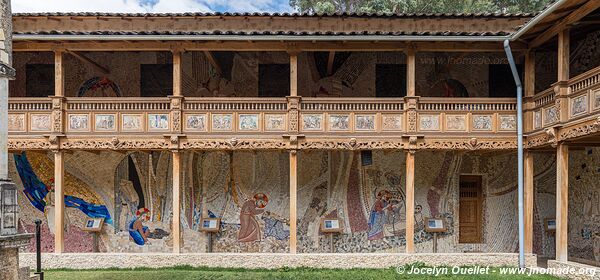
(129, 207, 151, 245)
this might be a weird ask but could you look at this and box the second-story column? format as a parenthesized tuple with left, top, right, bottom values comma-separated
(405, 48, 418, 133)
(556, 29, 570, 123)
(406, 48, 416, 97)
(171, 49, 183, 134)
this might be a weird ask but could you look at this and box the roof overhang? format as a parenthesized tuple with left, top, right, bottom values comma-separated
(12, 34, 513, 42)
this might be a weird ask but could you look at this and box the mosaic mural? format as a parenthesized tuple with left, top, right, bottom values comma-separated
(7, 148, 600, 259)
(567, 148, 600, 263)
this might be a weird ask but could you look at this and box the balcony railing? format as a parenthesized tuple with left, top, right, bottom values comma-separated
(8, 96, 518, 138)
(416, 98, 517, 133)
(530, 65, 600, 132)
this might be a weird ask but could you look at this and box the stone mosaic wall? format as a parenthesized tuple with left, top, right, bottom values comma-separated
(7, 148, 600, 258)
(296, 150, 554, 254)
(568, 148, 600, 264)
(9, 150, 290, 253)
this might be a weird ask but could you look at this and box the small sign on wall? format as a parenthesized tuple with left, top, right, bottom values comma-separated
(320, 218, 343, 233)
(82, 218, 104, 232)
(424, 217, 447, 233)
(545, 218, 556, 232)
(200, 218, 221, 232)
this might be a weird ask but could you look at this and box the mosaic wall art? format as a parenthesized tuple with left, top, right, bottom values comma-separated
(212, 114, 233, 131)
(148, 114, 169, 131)
(382, 114, 402, 131)
(499, 115, 516, 131)
(571, 95, 587, 117)
(264, 114, 286, 131)
(8, 147, 600, 258)
(534, 111, 542, 129)
(122, 114, 143, 132)
(30, 114, 51, 131)
(239, 114, 259, 131)
(185, 114, 207, 131)
(445, 115, 466, 131)
(95, 114, 116, 131)
(8, 113, 25, 132)
(567, 148, 600, 264)
(419, 115, 440, 131)
(329, 115, 350, 131)
(544, 106, 558, 125)
(68, 114, 90, 132)
(355, 115, 375, 130)
(302, 114, 323, 131)
(472, 115, 493, 131)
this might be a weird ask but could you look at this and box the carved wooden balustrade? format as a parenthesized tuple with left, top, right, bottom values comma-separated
(7, 96, 526, 150)
(529, 65, 600, 133)
(416, 97, 517, 134)
(525, 65, 600, 148)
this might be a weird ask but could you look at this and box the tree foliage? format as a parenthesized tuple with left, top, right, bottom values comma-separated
(289, 0, 552, 14)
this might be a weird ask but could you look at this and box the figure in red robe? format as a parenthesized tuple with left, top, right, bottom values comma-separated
(237, 193, 269, 242)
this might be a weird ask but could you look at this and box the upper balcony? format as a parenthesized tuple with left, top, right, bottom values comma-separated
(527, 65, 600, 148)
(6, 46, 598, 151)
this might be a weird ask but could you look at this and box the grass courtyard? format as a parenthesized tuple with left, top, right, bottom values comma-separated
(43, 266, 562, 280)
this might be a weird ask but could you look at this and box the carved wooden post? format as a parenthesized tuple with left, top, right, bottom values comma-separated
(53, 150, 64, 253)
(556, 29, 570, 123)
(287, 50, 299, 254)
(405, 149, 415, 253)
(171, 49, 183, 135)
(172, 150, 182, 253)
(524, 150, 534, 254)
(406, 48, 416, 97)
(555, 143, 568, 262)
(52, 49, 65, 135)
(524, 50, 535, 132)
(405, 97, 418, 133)
(289, 149, 297, 254)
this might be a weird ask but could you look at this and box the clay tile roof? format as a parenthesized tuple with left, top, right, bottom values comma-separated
(13, 30, 512, 37)
(12, 11, 535, 18)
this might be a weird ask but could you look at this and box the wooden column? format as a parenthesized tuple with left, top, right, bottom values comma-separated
(54, 151, 64, 254)
(288, 51, 299, 254)
(524, 151, 534, 254)
(557, 29, 570, 123)
(289, 150, 297, 254)
(172, 151, 182, 253)
(172, 50, 182, 97)
(405, 151, 415, 253)
(524, 51, 535, 132)
(556, 143, 569, 262)
(289, 52, 298, 97)
(54, 50, 64, 97)
(406, 49, 416, 97)
(557, 29, 570, 83)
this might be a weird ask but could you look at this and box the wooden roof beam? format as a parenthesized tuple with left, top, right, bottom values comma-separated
(326, 51, 335, 76)
(203, 50, 222, 76)
(66, 50, 110, 74)
(530, 0, 600, 48)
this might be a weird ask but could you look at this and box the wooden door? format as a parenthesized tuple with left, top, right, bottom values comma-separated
(459, 175, 483, 243)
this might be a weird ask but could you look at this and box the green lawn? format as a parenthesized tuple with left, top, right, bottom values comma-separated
(42, 265, 561, 280)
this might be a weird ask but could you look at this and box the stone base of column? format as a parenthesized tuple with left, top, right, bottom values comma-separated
(0, 233, 34, 280)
